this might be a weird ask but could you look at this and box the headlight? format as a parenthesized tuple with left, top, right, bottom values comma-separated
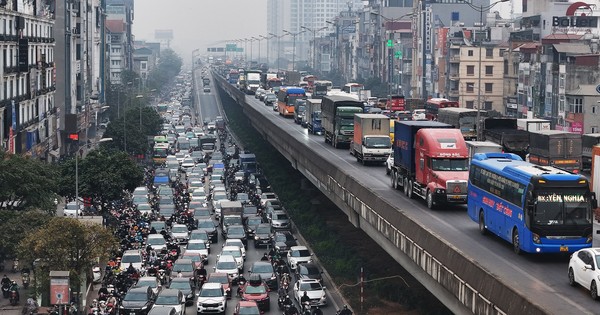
(532, 233, 540, 244)
(254, 236, 259, 240)
(435, 188, 445, 194)
(141, 305, 148, 310)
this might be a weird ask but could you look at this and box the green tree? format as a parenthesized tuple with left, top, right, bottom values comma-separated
(102, 106, 162, 155)
(57, 149, 143, 208)
(18, 217, 118, 303)
(147, 49, 183, 91)
(0, 210, 52, 259)
(0, 151, 59, 213)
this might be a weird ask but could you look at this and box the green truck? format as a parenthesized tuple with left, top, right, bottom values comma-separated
(321, 95, 364, 148)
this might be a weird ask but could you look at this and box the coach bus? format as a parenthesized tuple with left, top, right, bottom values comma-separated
(424, 98, 459, 120)
(342, 83, 364, 97)
(277, 87, 306, 118)
(468, 152, 596, 255)
(437, 107, 486, 141)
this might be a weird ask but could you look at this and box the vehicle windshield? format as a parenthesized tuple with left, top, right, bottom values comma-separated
(217, 261, 237, 269)
(209, 275, 228, 284)
(183, 254, 201, 262)
(199, 288, 223, 297)
(147, 238, 165, 245)
(339, 118, 353, 126)
(238, 306, 261, 315)
(299, 282, 322, 291)
(256, 226, 271, 234)
(172, 226, 188, 233)
(222, 250, 241, 258)
(431, 158, 469, 171)
(313, 112, 321, 120)
(252, 264, 273, 273)
(248, 219, 262, 226)
(297, 105, 306, 113)
(273, 214, 288, 220)
(302, 265, 319, 275)
(245, 284, 267, 294)
(122, 255, 141, 263)
(291, 250, 310, 257)
(155, 295, 180, 305)
(124, 292, 147, 301)
(169, 282, 191, 290)
(533, 191, 591, 226)
(172, 262, 193, 272)
(202, 143, 215, 150)
(136, 280, 157, 288)
(228, 227, 245, 235)
(187, 242, 207, 250)
(198, 220, 214, 228)
(364, 137, 391, 149)
(65, 204, 79, 210)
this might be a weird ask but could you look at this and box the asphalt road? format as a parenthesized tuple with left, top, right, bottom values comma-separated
(226, 82, 600, 315)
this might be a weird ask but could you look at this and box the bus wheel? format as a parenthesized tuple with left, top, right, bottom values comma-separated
(478, 211, 487, 235)
(426, 190, 435, 210)
(512, 229, 521, 255)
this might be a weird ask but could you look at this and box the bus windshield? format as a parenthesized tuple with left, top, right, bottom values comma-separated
(534, 191, 591, 226)
(458, 116, 476, 132)
(431, 158, 469, 171)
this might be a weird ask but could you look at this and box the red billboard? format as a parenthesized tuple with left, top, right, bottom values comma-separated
(50, 278, 69, 305)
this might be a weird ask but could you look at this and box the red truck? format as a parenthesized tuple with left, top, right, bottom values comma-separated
(390, 121, 469, 209)
(386, 95, 405, 112)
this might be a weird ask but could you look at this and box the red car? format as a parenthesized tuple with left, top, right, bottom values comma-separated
(240, 275, 270, 311)
(207, 272, 232, 298)
(234, 300, 261, 315)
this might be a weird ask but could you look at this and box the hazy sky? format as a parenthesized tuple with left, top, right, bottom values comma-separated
(133, 0, 267, 64)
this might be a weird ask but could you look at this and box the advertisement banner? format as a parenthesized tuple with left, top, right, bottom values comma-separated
(50, 278, 69, 305)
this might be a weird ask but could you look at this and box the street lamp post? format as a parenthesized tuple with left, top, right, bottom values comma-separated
(283, 30, 305, 72)
(269, 33, 281, 70)
(301, 26, 328, 70)
(253, 37, 261, 64)
(326, 21, 358, 78)
(260, 35, 271, 68)
(75, 137, 113, 219)
(459, 0, 508, 140)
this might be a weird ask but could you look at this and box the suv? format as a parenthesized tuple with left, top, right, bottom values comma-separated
(287, 246, 312, 270)
(270, 211, 290, 230)
(253, 223, 272, 248)
(271, 231, 297, 253)
(121, 250, 144, 271)
(196, 282, 227, 314)
(152, 289, 185, 315)
(120, 286, 156, 315)
(170, 224, 190, 244)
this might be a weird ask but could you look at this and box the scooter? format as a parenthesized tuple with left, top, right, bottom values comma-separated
(12, 258, 19, 273)
(9, 289, 19, 306)
(1, 283, 9, 298)
(92, 266, 102, 283)
(22, 272, 30, 289)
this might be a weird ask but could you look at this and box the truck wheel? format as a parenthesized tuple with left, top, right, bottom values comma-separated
(361, 157, 366, 166)
(478, 211, 487, 235)
(391, 172, 397, 189)
(426, 190, 435, 209)
(403, 177, 409, 196)
(407, 180, 414, 199)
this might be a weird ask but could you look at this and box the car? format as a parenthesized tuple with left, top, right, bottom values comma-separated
(146, 234, 167, 252)
(295, 263, 323, 283)
(196, 219, 218, 243)
(287, 246, 312, 270)
(271, 231, 297, 253)
(249, 261, 278, 290)
(152, 288, 185, 315)
(185, 240, 209, 260)
(260, 193, 278, 207)
(293, 279, 327, 307)
(135, 276, 162, 295)
(270, 211, 291, 230)
(239, 274, 270, 311)
(63, 201, 83, 217)
(385, 154, 394, 175)
(147, 306, 177, 315)
(181, 157, 195, 170)
(170, 259, 195, 281)
(196, 282, 227, 314)
(253, 223, 272, 248)
(136, 203, 153, 215)
(225, 225, 248, 245)
(214, 255, 239, 281)
(159, 204, 176, 218)
(121, 250, 144, 271)
(568, 247, 600, 300)
(189, 230, 211, 252)
(219, 246, 244, 271)
(170, 224, 190, 244)
(120, 286, 156, 315)
(272, 102, 278, 111)
(168, 278, 195, 306)
(244, 216, 263, 237)
(264, 93, 277, 106)
(233, 300, 260, 315)
(222, 239, 246, 258)
(180, 252, 205, 268)
(206, 272, 232, 298)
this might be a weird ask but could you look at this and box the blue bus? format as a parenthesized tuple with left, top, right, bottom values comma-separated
(468, 152, 596, 255)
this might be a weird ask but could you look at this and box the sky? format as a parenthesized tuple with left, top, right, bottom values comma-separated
(133, 0, 267, 65)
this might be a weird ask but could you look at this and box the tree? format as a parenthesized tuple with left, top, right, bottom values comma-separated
(18, 217, 118, 303)
(0, 210, 52, 260)
(147, 49, 183, 91)
(0, 151, 59, 213)
(57, 149, 143, 208)
(102, 106, 162, 155)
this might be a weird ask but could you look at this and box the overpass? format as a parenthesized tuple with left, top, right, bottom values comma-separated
(212, 73, 596, 315)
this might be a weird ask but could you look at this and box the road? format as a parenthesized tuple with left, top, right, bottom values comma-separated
(187, 67, 345, 315)
(221, 80, 600, 315)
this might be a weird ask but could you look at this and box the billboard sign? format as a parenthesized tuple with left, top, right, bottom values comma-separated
(50, 277, 69, 305)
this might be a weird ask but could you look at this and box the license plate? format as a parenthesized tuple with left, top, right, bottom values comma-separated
(131, 312, 136, 315)
(560, 246, 569, 252)
(450, 195, 463, 200)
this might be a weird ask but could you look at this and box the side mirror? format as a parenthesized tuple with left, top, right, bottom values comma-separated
(585, 264, 595, 271)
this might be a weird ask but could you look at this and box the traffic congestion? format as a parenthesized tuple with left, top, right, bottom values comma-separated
(83, 69, 352, 315)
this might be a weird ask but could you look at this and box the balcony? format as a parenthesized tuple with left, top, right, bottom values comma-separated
(449, 55, 461, 63)
(448, 89, 459, 97)
(449, 72, 459, 80)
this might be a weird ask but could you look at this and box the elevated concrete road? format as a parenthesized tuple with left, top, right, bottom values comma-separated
(213, 73, 599, 315)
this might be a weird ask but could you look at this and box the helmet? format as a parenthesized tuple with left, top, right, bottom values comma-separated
(11, 280, 16, 284)
(343, 305, 348, 309)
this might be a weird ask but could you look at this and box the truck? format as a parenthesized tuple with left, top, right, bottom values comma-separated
(219, 200, 243, 232)
(437, 107, 484, 141)
(390, 121, 469, 209)
(482, 118, 529, 159)
(293, 99, 307, 125)
(582, 133, 600, 170)
(465, 140, 502, 162)
(203, 77, 210, 86)
(244, 70, 262, 94)
(200, 135, 217, 155)
(321, 95, 365, 148)
(351, 114, 392, 165)
(517, 118, 551, 132)
(305, 99, 322, 135)
(527, 130, 582, 173)
(239, 153, 257, 175)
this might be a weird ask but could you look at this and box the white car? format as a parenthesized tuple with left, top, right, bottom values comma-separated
(568, 248, 600, 299)
(181, 157, 195, 170)
(223, 239, 246, 258)
(63, 201, 83, 217)
(385, 154, 394, 175)
(219, 246, 244, 271)
(260, 193, 278, 207)
(120, 250, 144, 271)
(214, 255, 238, 281)
(287, 246, 313, 270)
(293, 279, 327, 307)
(185, 240, 209, 260)
(170, 224, 190, 244)
(196, 282, 226, 314)
(146, 234, 167, 252)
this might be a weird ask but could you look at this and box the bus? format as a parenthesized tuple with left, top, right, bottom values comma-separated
(315, 80, 333, 91)
(267, 77, 283, 90)
(468, 152, 596, 255)
(424, 98, 459, 120)
(156, 104, 168, 113)
(152, 143, 169, 165)
(386, 95, 405, 112)
(227, 70, 240, 84)
(154, 135, 168, 144)
(277, 87, 306, 118)
(342, 83, 364, 97)
(302, 75, 317, 92)
(437, 107, 486, 141)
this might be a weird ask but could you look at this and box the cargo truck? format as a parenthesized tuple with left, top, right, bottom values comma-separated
(306, 99, 322, 135)
(527, 130, 582, 173)
(239, 153, 257, 175)
(517, 118, 551, 132)
(390, 121, 469, 209)
(219, 200, 243, 233)
(351, 114, 392, 165)
(244, 70, 262, 94)
(482, 118, 529, 159)
(465, 141, 502, 162)
(321, 95, 365, 148)
(437, 107, 484, 141)
(582, 133, 600, 170)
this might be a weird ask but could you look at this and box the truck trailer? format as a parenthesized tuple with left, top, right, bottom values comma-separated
(351, 114, 392, 164)
(528, 130, 582, 173)
(483, 118, 529, 159)
(321, 95, 364, 148)
(582, 133, 600, 170)
(516, 118, 551, 132)
(306, 99, 322, 135)
(390, 121, 469, 209)
(465, 140, 502, 162)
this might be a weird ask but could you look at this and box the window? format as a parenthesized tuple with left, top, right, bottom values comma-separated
(485, 65, 493, 75)
(570, 98, 583, 113)
(484, 101, 493, 110)
(485, 83, 493, 93)
(499, 49, 506, 57)
(486, 48, 493, 58)
(504, 60, 509, 75)
(592, 126, 599, 133)
(466, 65, 474, 75)
(593, 106, 598, 114)
(466, 101, 474, 109)
(468, 50, 473, 57)
(466, 83, 474, 93)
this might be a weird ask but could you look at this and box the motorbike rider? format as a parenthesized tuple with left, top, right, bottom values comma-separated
(312, 306, 323, 315)
(9, 280, 19, 302)
(260, 253, 269, 261)
(300, 291, 310, 311)
(338, 305, 352, 315)
(126, 263, 136, 275)
(1, 274, 10, 288)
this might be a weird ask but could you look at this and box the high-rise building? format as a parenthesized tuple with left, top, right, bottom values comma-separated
(106, 0, 134, 84)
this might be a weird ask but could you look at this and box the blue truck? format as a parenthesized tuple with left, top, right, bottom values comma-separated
(239, 153, 258, 175)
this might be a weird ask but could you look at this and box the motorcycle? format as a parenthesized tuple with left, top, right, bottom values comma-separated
(22, 272, 30, 289)
(9, 289, 19, 306)
(1, 283, 10, 298)
(12, 258, 19, 273)
(92, 266, 102, 283)
(157, 270, 168, 285)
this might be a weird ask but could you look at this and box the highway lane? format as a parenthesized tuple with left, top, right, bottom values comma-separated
(189, 70, 343, 315)
(232, 89, 600, 314)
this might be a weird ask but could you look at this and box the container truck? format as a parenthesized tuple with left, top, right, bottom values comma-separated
(351, 114, 392, 165)
(390, 121, 469, 209)
(482, 118, 529, 159)
(517, 118, 551, 132)
(306, 99, 322, 135)
(437, 107, 484, 141)
(321, 95, 365, 148)
(527, 130, 582, 173)
(465, 141, 502, 162)
(582, 133, 600, 170)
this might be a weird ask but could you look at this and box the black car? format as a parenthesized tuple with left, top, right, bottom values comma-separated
(168, 278, 195, 306)
(249, 261, 278, 290)
(242, 206, 258, 220)
(295, 263, 323, 282)
(120, 286, 156, 315)
(226, 224, 248, 246)
(253, 223, 272, 248)
(196, 218, 218, 243)
(271, 231, 297, 253)
(244, 215, 263, 237)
